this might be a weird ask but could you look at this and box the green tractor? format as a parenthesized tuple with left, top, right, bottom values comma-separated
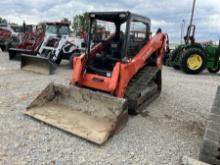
(166, 0, 220, 74)
(168, 24, 220, 74)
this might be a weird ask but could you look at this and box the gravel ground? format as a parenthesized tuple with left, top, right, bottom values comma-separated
(0, 51, 219, 165)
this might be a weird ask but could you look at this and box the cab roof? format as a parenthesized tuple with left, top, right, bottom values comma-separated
(46, 22, 70, 26)
(89, 11, 151, 25)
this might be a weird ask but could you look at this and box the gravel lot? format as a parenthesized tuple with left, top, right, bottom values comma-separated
(0, 51, 219, 165)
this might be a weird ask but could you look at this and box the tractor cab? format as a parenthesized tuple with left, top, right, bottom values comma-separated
(40, 22, 71, 49)
(86, 12, 151, 77)
(45, 22, 70, 37)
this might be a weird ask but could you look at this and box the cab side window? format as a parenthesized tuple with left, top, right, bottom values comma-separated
(128, 20, 150, 57)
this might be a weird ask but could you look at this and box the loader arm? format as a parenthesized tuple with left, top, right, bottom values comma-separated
(115, 32, 166, 97)
(17, 32, 35, 49)
(131, 32, 166, 69)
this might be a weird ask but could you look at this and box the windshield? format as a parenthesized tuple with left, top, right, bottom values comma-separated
(91, 20, 116, 43)
(46, 25, 57, 34)
(87, 18, 128, 58)
(58, 25, 70, 35)
(46, 25, 70, 35)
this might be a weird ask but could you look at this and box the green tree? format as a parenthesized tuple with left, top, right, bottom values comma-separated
(72, 12, 90, 36)
(72, 15, 80, 34)
(0, 17, 7, 24)
(62, 18, 71, 24)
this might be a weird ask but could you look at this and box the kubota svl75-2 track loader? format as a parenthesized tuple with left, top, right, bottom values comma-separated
(24, 12, 167, 144)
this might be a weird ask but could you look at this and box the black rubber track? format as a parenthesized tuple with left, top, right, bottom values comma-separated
(125, 65, 161, 115)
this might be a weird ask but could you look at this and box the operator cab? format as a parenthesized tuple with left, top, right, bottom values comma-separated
(45, 22, 70, 37)
(44, 22, 71, 47)
(86, 11, 151, 77)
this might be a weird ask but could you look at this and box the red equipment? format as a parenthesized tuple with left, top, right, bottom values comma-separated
(8, 31, 44, 60)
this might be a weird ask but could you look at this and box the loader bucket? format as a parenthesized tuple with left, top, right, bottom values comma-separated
(23, 83, 128, 145)
(8, 48, 33, 60)
(21, 54, 57, 75)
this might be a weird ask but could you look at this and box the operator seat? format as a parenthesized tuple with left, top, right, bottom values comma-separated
(87, 33, 124, 77)
(105, 41, 123, 61)
(105, 32, 124, 62)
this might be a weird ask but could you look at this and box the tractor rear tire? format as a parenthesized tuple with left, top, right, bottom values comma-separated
(170, 47, 182, 70)
(180, 48, 207, 74)
(173, 65, 180, 70)
(207, 66, 220, 73)
(171, 47, 180, 61)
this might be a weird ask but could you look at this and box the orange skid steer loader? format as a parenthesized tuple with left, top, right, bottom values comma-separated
(24, 12, 167, 144)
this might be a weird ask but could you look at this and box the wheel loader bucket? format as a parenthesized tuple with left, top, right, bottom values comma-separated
(23, 83, 128, 145)
(21, 54, 57, 75)
(8, 48, 32, 60)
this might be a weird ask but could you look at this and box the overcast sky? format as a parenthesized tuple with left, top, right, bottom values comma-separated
(0, 0, 219, 43)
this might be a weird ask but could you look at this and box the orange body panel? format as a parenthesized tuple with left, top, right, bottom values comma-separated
(76, 63, 120, 92)
(71, 32, 166, 97)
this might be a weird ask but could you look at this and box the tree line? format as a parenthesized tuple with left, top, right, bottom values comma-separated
(0, 17, 7, 24)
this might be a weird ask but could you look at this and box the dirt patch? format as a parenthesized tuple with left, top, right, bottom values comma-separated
(164, 114, 172, 120)
(22, 63, 50, 75)
(180, 120, 206, 137)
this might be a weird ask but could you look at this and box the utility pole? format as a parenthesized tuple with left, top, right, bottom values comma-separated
(180, 19, 185, 44)
(189, 0, 196, 27)
(186, 0, 196, 43)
